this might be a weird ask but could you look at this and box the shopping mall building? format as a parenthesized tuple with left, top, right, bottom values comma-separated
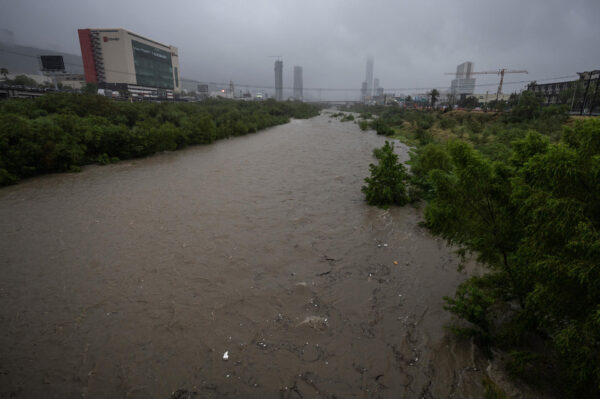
(78, 28, 181, 99)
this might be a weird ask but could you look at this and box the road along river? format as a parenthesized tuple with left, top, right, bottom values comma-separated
(1, 114, 507, 398)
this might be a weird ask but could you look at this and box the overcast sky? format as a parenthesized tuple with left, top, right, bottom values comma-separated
(1, 0, 599, 99)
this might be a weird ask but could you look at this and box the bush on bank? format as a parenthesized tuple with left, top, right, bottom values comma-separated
(361, 141, 409, 207)
(434, 119, 600, 398)
(0, 94, 320, 185)
(359, 96, 600, 397)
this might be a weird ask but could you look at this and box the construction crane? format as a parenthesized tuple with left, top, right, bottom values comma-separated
(445, 68, 528, 100)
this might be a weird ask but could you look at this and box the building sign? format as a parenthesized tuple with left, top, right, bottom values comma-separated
(40, 55, 65, 71)
(133, 41, 169, 61)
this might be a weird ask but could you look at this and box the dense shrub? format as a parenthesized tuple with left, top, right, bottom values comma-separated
(361, 141, 409, 206)
(354, 98, 593, 397)
(419, 119, 600, 397)
(369, 119, 394, 135)
(0, 94, 320, 185)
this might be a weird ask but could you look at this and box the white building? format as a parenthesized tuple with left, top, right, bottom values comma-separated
(78, 28, 181, 97)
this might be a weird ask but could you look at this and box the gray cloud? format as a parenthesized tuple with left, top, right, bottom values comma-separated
(1, 0, 599, 99)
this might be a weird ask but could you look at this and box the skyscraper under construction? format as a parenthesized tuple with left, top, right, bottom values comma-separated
(450, 61, 475, 99)
(293, 66, 303, 100)
(274, 59, 283, 100)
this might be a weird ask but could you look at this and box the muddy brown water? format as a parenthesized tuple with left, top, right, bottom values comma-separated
(1, 114, 494, 398)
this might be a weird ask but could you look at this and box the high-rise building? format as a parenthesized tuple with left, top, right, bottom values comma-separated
(77, 28, 180, 98)
(274, 59, 283, 100)
(365, 56, 374, 98)
(374, 78, 380, 92)
(293, 66, 303, 100)
(450, 61, 475, 98)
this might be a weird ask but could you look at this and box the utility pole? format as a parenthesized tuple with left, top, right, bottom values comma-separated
(590, 84, 598, 116)
(588, 72, 599, 116)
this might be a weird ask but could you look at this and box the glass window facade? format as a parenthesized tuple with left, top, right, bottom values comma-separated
(132, 40, 174, 89)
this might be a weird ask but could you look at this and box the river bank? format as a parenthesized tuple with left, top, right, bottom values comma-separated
(0, 94, 320, 186)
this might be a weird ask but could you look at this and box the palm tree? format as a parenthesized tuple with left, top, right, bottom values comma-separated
(429, 89, 440, 108)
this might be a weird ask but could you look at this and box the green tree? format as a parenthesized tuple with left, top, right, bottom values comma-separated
(10, 74, 38, 87)
(82, 82, 99, 95)
(507, 92, 520, 107)
(429, 89, 440, 108)
(510, 90, 542, 121)
(0, 93, 319, 185)
(488, 99, 507, 112)
(510, 119, 600, 396)
(458, 96, 479, 109)
(557, 86, 576, 105)
(362, 141, 409, 206)
(425, 141, 526, 302)
(422, 119, 600, 397)
(0, 68, 8, 81)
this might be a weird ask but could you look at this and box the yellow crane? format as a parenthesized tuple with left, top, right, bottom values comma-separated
(445, 68, 528, 100)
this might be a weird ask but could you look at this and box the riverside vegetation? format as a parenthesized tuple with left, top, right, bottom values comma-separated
(0, 94, 319, 185)
(359, 95, 600, 398)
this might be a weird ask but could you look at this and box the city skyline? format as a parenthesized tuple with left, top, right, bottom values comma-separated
(1, 0, 599, 100)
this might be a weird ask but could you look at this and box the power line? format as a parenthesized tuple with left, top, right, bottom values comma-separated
(0, 47, 580, 93)
(172, 75, 580, 93)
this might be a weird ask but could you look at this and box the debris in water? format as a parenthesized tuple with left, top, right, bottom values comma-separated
(223, 351, 229, 361)
(383, 243, 388, 247)
(393, 261, 399, 265)
(257, 341, 267, 349)
(297, 315, 328, 330)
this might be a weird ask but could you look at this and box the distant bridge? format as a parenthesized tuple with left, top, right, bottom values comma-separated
(0, 87, 46, 99)
(305, 100, 362, 106)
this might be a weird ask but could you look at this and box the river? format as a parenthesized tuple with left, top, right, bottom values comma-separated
(1, 114, 503, 398)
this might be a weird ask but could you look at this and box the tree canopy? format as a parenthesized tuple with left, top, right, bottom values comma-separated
(362, 141, 410, 206)
(355, 96, 600, 397)
(0, 94, 320, 185)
